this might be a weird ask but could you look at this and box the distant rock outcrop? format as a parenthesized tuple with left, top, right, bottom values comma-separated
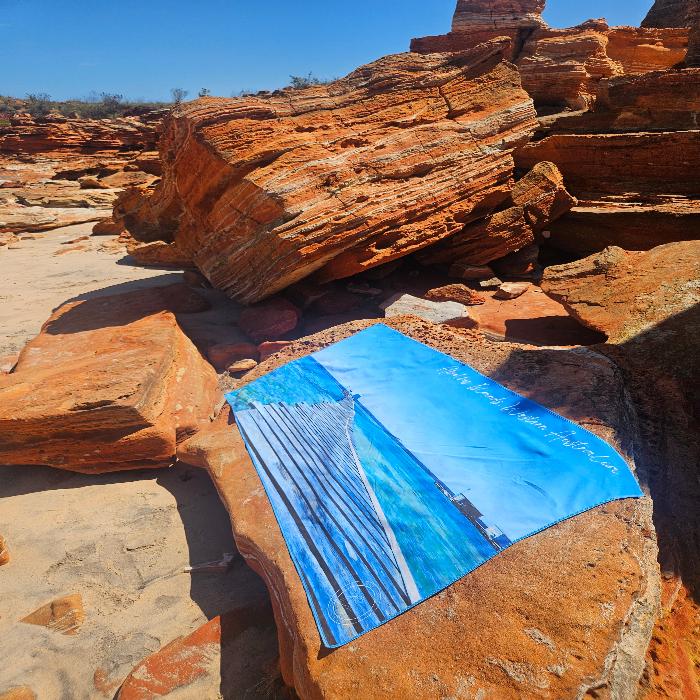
(115, 40, 540, 302)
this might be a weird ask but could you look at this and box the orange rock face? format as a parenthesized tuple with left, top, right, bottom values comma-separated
(117, 41, 538, 302)
(418, 161, 575, 266)
(183, 317, 659, 700)
(0, 285, 220, 473)
(0, 113, 160, 155)
(412, 9, 688, 111)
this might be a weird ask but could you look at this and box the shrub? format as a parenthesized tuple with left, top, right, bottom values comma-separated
(170, 87, 189, 105)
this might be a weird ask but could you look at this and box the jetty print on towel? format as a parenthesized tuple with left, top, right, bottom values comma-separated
(226, 324, 643, 648)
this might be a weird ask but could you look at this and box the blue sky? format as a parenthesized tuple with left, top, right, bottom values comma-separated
(1, 0, 652, 101)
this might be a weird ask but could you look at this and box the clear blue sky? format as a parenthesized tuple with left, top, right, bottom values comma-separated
(1, 0, 652, 102)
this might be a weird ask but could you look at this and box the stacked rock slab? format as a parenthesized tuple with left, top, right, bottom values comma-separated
(180, 317, 659, 700)
(417, 160, 575, 268)
(0, 285, 220, 473)
(412, 6, 688, 110)
(517, 69, 700, 255)
(0, 112, 161, 154)
(115, 40, 539, 302)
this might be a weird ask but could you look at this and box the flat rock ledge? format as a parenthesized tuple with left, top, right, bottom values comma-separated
(179, 316, 660, 700)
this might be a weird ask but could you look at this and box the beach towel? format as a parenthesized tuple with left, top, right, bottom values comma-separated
(225, 324, 643, 648)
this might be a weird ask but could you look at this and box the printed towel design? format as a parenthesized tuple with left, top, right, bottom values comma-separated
(226, 324, 642, 648)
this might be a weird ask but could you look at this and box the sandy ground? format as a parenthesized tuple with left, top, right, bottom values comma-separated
(0, 223, 274, 699)
(0, 221, 185, 357)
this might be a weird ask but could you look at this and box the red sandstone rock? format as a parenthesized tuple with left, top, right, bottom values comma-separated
(0, 688, 36, 700)
(0, 114, 160, 155)
(206, 342, 259, 371)
(238, 298, 301, 343)
(116, 41, 538, 302)
(419, 162, 574, 267)
(126, 240, 193, 268)
(0, 535, 8, 566)
(0, 286, 220, 473)
(425, 284, 486, 305)
(227, 358, 258, 375)
(541, 241, 700, 343)
(186, 317, 658, 699)
(117, 602, 280, 700)
(20, 594, 85, 636)
(494, 281, 529, 299)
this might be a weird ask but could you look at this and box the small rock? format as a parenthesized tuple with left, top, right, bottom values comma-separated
(238, 297, 300, 343)
(258, 340, 292, 361)
(227, 358, 258, 375)
(494, 282, 530, 300)
(92, 218, 124, 236)
(425, 284, 486, 306)
(20, 594, 85, 635)
(0, 535, 8, 566)
(479, 277, 503, 290)
(380, 293, 472, 325)
(346, 281, 382, 296)
(448, 263, 494, 280)
(207, 342, 258, 372)
(78, 176, 110, 190)
(0, 687, 36, 700)
(62, 235, 91, 245)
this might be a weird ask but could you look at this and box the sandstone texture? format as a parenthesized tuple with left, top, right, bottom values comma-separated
(0, 112, 160, 155)
(418, 160, 575, 267)
(380, 293, 473, 325)
(542, 241, 700, 697)
(115, 41, 538, 302)
(117, 602, 281, 700)
(183, 317, 659, 700)
(412, 8, 688, 111)
(0, 285, 220, 473)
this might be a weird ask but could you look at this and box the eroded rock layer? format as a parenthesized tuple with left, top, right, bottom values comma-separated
(412, 13, 688, 111)
(0, 285, 220, 473)
(183, 317, 659, 700)
(116, 41, 538, 302)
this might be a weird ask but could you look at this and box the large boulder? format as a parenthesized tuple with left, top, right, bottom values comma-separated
(180, 317, 659, 699)
(542, 241, 700, 695)
(0, 285, 220, 473)
(115, 40, 538, 302)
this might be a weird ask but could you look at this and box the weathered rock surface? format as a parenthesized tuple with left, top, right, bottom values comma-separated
(412, 6, 688, 111)
(418, 161, 574, 267)
(0, 536, 8, 566)
(184, 317, 659, 700)
(643, 0, 696, 28)
(117, 602, 282, 700)
(116, 41, 538, 302)
(238, 298, 301, 343)
(425, 283, 486, 305)
(542, 241, 700, 696)
(517, 68, 700, 255)
(0, 113, 160, 155)
(0, 285, 220, 473)
(541, 242, 699, 342)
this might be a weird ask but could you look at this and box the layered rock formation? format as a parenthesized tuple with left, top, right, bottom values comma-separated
(412, 9, 688, 110)
(417, 160, 575, 267)
(0, 285, 220, 473)
(115, 40, 539, 302)
(181, 317, 659, 700)
(517, 69, 700, 255)
(0, 112, 160, 155)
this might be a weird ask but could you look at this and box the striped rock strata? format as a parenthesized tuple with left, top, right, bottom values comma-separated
(0, 285, 220, 473)
(115, 40, 538, 303)
(179, 317, 659, 700)
(412, 5, 688, 111)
